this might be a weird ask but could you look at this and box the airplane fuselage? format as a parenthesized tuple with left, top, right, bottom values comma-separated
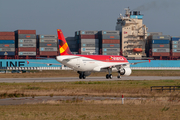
(56, 55, 131, 74)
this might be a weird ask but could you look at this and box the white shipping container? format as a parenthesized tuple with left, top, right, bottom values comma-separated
(81, 43, 99, 47)
(40, 47, 57, 51)
(0, 48, 15, 51)
(81, 47, 99, 52)
(18, 52, 36, 56)
(152, 48, 170, 52)
(79, 31, 98, 35)
(40, 39, 57, 43)
(81, 52, 99, 55)
(39, 35, 57, 39)
(80, 39, 99, 44)
(18, 39, 36, 43)
(103, 48, 120, 52)
(18, 43, 36, 47)
(103, 52, 120, 55)
(100, 30, 119, 35)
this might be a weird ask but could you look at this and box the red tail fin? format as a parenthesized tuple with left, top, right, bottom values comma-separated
(57, 29, 72, 55)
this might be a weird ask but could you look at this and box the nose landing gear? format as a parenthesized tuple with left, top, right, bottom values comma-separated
(117, 71, 121, 79)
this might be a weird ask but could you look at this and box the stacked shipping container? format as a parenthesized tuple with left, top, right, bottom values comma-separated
(99, 31, 120, 55)
(0, 32, 15, 55)
(15, 30, 36, 56)
(38, 35, 58, 56)
(66, 37, 78, 54)
(171, 37, 180, 57)
(148, 35, 171, 56)
(76, 31, 99, 55)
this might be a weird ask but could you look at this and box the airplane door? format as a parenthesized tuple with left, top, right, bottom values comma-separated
(76, 59, 80, 68)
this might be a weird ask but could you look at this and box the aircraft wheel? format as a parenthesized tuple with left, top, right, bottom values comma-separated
(109, 74, 113, 79)
(79, 74, 83, 79)
(83, 75, 86, 79)
(106, 74, 109, 79)
(117, 76, 121, 79)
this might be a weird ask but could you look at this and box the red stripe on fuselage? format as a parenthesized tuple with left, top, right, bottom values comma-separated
(74, 55, 128, 63)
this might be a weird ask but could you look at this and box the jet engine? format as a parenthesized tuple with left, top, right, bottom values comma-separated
(120, 67, 132, 76)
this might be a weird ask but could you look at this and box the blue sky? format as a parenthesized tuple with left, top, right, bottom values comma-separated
(0, 0, 179, 37)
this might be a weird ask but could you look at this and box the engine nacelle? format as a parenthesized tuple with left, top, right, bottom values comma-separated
(120, 67, 132, 76)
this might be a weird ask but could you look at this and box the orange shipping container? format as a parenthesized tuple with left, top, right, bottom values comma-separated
(80, 35, 98, 39)
(172, 53, 180, 57)
(16, 30, 36, 34)
(0, 36, 15, 40)
(0, 32, 14, 36)
(40, 51, 57, 56)
(152, 52, 170, 56)
(18, 47, 36, 52)
(102, 39, 120, 44)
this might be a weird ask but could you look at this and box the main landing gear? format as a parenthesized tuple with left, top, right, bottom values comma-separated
(78, 71, 86, 79)
(106, 74, 113, 79)
(106, 68, 113, 79)
(105, 68, 123, 79)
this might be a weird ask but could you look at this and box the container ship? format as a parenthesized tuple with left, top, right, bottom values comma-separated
(0, 8, 180, 70)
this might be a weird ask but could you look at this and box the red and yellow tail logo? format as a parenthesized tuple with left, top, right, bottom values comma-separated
(57, 29, 72, 55)
(109, 56, 113, 60)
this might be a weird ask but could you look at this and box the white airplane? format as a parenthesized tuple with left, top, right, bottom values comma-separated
(55, 29, 150, 79)
(29, 29, 150, 79)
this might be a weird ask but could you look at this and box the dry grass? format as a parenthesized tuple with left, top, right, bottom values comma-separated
(0, 80, 180, 98)
(0, 99, 180, 120)
(0, 70, 180, 78)
(0, 79, 180, 119)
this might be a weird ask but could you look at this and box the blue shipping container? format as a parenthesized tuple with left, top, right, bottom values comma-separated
(172, 37, 180, 41)
(0, 52, 15, 56)
(0, 40, 15, 44)
(152, 40, 170, 44)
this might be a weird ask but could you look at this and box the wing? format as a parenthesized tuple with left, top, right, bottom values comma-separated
(130, 59, 151, 65)
(93, 60, 150, 71)
(27, 61, 62, 66)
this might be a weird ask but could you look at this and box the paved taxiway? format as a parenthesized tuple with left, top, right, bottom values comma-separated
(0, 76, 179, 83)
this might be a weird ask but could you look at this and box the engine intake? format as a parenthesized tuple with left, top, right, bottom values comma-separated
(120, 68, 132, 76)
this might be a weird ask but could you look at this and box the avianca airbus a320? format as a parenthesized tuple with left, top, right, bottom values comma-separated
(55, 29, 150, 79)
(29, 29, 150, 79)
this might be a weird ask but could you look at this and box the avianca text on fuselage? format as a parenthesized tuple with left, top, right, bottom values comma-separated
(109, 56, 125, 61)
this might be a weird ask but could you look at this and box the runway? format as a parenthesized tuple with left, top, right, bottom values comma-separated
(0, 76, 179, 83)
